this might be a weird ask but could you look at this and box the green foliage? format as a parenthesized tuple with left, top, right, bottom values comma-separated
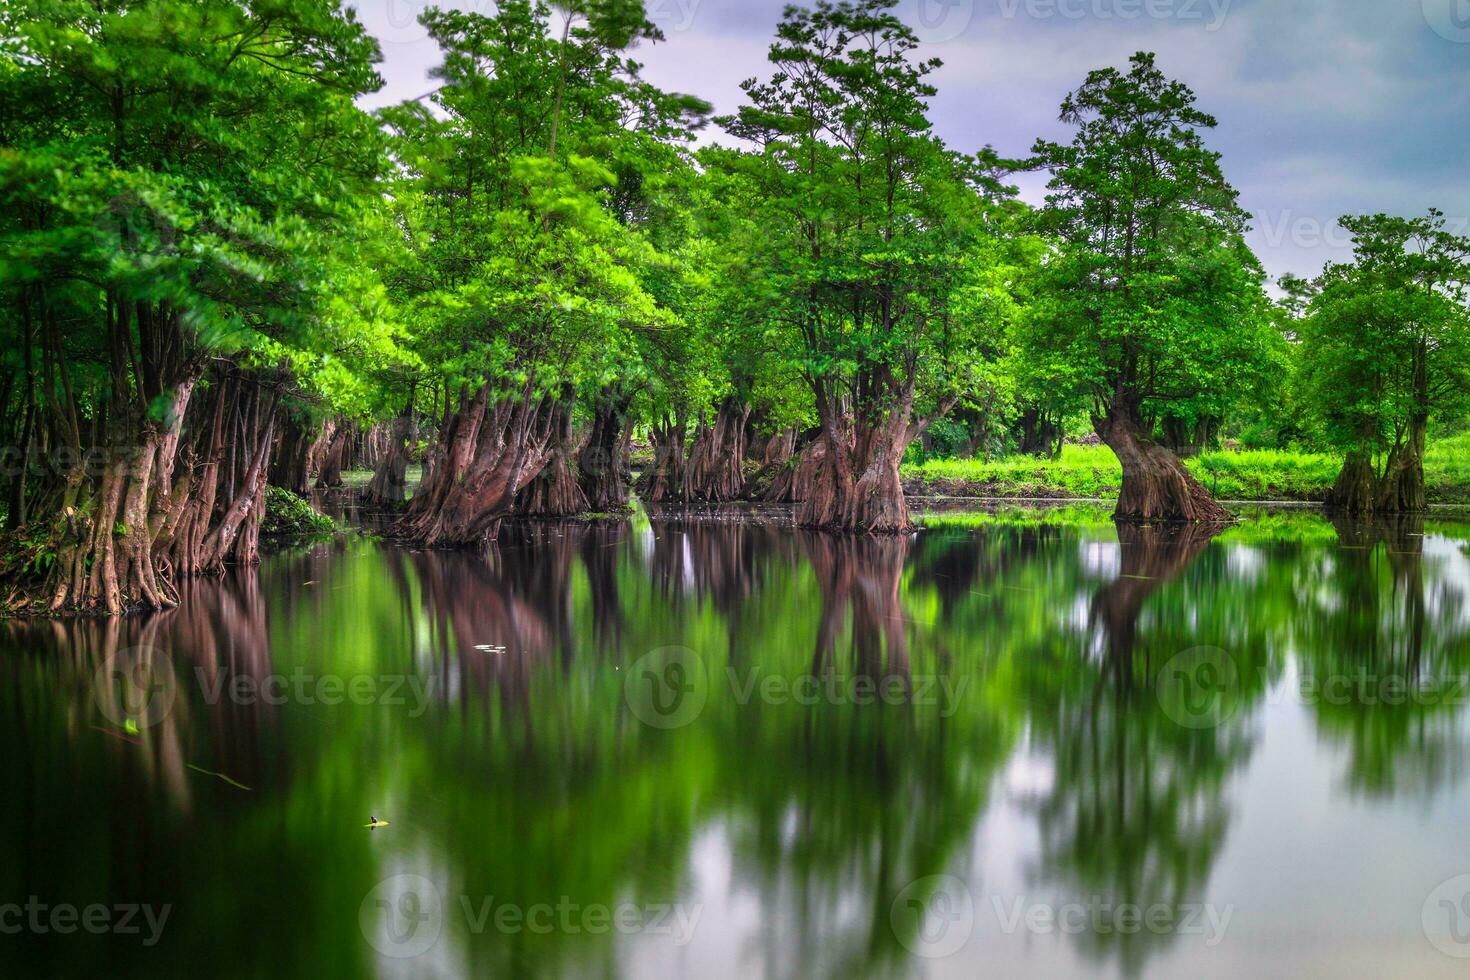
(1020, 52, 1280, 431)
(380, 0, 704, 418)
(0, 0, 407, 436)
(905, 438, 1470, 503)
(1297, 210, 1470, 466)
(708, 0, 1029, 440)
(262, 487, 337, 539)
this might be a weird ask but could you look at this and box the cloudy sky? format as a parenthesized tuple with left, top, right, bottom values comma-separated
(350, 0, 1470, 283)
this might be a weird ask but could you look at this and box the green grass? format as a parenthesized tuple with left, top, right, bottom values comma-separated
(904, 433, 1470, 503)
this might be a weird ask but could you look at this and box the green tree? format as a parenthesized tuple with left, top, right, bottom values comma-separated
(0, 0, 395, 612)
(1025, 52, 1275, 522)
(715, 0, 1022, 531)
(382, 0, 704, 543)
(1300, 211, 1470, 513)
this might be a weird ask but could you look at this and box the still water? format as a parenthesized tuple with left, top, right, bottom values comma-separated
(4, 502, 1470, 978)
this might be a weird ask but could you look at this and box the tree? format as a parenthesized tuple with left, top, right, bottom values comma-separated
(381, 0, 703, 543)
(0, 0, 396, 612)
(1025, 52, 1275, 523)
(1300, 211, 1470, 513)
(715, 0, 1020, 531)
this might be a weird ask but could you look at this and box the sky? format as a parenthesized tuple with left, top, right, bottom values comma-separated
(349, 0, 1470, 284)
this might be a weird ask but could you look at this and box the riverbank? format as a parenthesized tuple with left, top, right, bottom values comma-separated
(901, 437, 1470, 504)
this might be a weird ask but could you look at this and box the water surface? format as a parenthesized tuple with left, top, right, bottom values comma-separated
(4, 503, 1470, 978)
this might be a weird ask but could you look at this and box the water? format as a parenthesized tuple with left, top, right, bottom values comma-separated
(4, 502, 1470, 979)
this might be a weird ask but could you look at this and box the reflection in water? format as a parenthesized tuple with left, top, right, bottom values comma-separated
(3, 506, 1470, 978)
(1302, 517, 1470, 798)
(1015, 523, 1258, 975)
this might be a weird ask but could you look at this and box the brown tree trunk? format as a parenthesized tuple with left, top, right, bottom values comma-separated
(314, 420, 353, 488)
(270, 412, 314, 495)
(683, 396, 751, 502)
(1018, 407, 1060, 457)
(746, 426, 799, 500)
(303, 418, 336, 486)
(515, 399, 588, 517)
(634, 412, 687, 504)
(1326, 449, 1378, 514)
(765, 432, 826, 504)
(796, 415, 912, 531)
(1094, 399, 1230, 523)
(794, 369, 952, 533)
(364, 407, 417, 506)
(1377, 416, 1427, 514)
(395, 382, 561, 546)
(578, 386, 634, 512)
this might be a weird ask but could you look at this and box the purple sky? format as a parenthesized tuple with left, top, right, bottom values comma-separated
(351, 0, 1470, 284)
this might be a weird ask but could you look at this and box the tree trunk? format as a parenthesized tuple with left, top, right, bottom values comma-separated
(1376, 420, 1427, 513)
(1325, 449, 1379, 514)
(767, 430, 829, 504)
(578, 386, 634, 512)
(796, 419, 911, 532)
(303, 418, 337, 486)
(683, 396, 751, 502)
(270, 412, 314, 495)
(364, 407, 417, 506)
(1094, 399, 1230, 523)
(514, 398, 588, 517)
(794, 367, 958, 532)
(395, 382, 560, 546)
(634, 412, 687, 504)
(746, 426, 799, 500)
(1018, 407, 1060, 457)
(314, 420, 353, 488)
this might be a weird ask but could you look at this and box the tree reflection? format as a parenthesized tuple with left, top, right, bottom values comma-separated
(7, 506, 1470, 978)
(1299, 516, 1470, 798)
(1016, 521, 1262, 977)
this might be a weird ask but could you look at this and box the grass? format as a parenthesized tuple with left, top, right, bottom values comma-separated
(904, 433, 1470, 504)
